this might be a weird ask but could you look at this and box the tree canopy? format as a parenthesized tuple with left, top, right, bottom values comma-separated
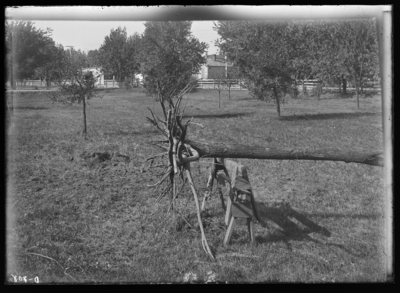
(34, 43, 69, 86)
(215, 20, 295, 117)
(215, 18, 380, 111)
(87, 49, 101, 68)
(5, 21, 65, 83)
(97, 27, 141, 83)
(139, 21, 208, 101)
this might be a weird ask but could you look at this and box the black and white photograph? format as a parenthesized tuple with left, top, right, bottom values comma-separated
(5, 6, 393, 284)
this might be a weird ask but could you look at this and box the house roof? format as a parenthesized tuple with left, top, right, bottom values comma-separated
(82, 67, 103, 73)
(206, 54, 233, 67)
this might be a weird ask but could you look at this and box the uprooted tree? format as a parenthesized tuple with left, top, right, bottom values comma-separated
(143, 79, 384, 260)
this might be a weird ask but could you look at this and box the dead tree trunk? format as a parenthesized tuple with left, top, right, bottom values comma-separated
(184, 139, 384, 167)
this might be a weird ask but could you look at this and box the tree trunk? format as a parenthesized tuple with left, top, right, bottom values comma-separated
(276, 97, 281, 118)
(82, 94, 87, 139)
(353, 74, 360, 109)
(218, 90, 221, 108)
(184, 139, 384, 167)
(342, 76, 347, 96)
(273, 86, 281, 118)
(356, 83, 360, 109)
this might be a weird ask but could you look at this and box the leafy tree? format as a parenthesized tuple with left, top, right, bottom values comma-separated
(213, 70, 226, 108)
(98, 27, 127, 82)
(332, 19, 379, 108)
(215, 20, 295, 117)
(305, 21, 348, 96)
(139, 21, 208, 103)
(48, 53, 103, 139)
(224, 66, 240, 100)
(70, 48, 90, 68)
(34, 44, 69, 87)
(5, 21, 59, 83)
(87, 49, 101, 67)
(98, 27, 140, 85)
(122, 33, 142, 89)
(288, 19, 379, 103)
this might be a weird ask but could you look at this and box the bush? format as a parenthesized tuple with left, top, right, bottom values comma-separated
(289, 85, 299, 99)
(311, 84, 323, 99)
(187, 76, 200, 93)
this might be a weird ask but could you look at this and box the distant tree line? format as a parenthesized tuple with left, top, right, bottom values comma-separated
(6, 19, 380, 115)
(214, 18, 380, 113)
(5, 21, 103, 87)
(5, 21, 205, 94)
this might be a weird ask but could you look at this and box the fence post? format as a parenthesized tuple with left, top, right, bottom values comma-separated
(10, 91, 14, 113)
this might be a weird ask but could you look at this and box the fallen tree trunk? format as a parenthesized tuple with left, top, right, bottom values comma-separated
(185, 139, 384, 167)
(144, 79, 384, 260)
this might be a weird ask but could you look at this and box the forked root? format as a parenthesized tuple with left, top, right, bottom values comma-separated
(184, 162, 215, 260)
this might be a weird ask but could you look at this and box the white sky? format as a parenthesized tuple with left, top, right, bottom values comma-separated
(6, 6, 388, 54)
(30, 20, 220, 54)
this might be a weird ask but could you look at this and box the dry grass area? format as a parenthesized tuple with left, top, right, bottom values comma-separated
(6, 88, 386, 283)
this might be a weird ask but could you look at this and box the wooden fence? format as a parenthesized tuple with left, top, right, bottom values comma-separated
(10, 79, 381, 93)
(103, 80, 120, 88)
(12, 79, 121, 89)
(297, 79, 381, 94)
(195, 79, 247, 90)
(15, 80, 51, 87)
(296, 80, 322, 91)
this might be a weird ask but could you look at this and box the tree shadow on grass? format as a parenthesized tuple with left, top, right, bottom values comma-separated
(14, 106, 49, 110)
(253, 201, 369, 257)
(104, 129, 159, 136)
(300, 211, 381, 220)
(235, 97, 254, 101)
(280, 112, 377, 121)
(183, 112, 254, 119)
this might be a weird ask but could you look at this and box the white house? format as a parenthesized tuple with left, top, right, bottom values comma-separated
(81, 67, 104, 87)
(135, 73, 144, 86)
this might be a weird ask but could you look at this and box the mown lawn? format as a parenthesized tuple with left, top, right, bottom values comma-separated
(6, 88, 386, 283)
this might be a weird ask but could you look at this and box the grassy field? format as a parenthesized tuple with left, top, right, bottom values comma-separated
(6, 88, 386, 283)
